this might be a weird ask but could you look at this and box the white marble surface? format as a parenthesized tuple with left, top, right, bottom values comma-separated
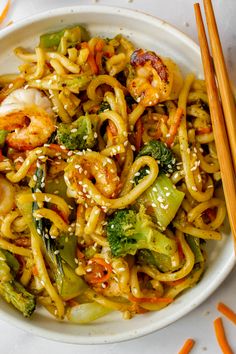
(0, 0, 235, 353)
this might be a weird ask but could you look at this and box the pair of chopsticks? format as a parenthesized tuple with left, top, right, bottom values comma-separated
(194, 0, 236, 247)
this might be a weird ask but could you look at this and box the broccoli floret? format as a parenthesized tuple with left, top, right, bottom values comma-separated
(107, 206, 177, 258)
(137, 140, 176, 174)
(0, 281, 36, 317)
(0, 249, 36, 317)
(57, 115, 97, 150)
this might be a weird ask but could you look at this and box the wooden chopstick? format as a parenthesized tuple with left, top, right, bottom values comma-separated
(194, 3, 236, 247)
(203, 0, 236, 174)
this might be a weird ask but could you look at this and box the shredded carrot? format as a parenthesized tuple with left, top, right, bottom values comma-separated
(85, 257, 112, 284)
(128, 295, 173, 304)
(178, 339, 195, 354)
(214, 317, 233, 354)
(0, 0, 10, 25)
(81, 42, 99, 74)
(76, 248, 85, 259)
(166, 107, 183, 147)
(87, 53, 99, 75)
(134, 118, 143, 152)
(217, 302, 236, 325)
(95, 39, 105, 52)
(196, 126, 212, 135)
(0, 150, 4, 162)
(32, 265, 39, 276)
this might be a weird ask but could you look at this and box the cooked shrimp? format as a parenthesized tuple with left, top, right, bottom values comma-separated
(64, 151, 120, 204)
(127, 49, 183, 106)
(1, 88, 54, 117)
(0, 88, 55, 150)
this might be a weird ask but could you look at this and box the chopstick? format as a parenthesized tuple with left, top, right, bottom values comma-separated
(194, 3, 236, 247)
(203, 0, 236, 174)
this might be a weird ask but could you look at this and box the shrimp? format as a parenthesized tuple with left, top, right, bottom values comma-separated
(0, 88, 55, 150)
(64, 151, 120, 204)
(127, 49, 183, 107)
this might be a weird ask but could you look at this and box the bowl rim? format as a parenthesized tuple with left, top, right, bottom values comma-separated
(0, 4, 235, 345)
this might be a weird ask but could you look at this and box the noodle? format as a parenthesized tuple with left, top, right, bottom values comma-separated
(0, 27, 226, 322)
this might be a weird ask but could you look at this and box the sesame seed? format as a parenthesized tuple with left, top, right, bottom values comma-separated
(192, 186, 198, 191)
(83, 135, 88, 140)
(71, 128, 77, 133)
(166, 192, 170, 197)
(54, 250, 60, 255)
(117, 267, 126, 272)
(131, 145, 136, 151)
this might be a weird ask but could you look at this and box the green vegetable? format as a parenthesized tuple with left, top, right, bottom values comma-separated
(39, 25, 89, 49)
(67, 302, 111, 324)
(137, 140, 176, 174)
(0, 130, 8, 148)
(57, 115, 97, 150)
(186, 235, 204, 263)
(137, 249, 174, 273)
(138, 174, 185, 230)
(45, 174, 75, 215)
(107, 206, 177, 258)
(0, 249, 36, 317)
(0, 249, 19, 275)
(98, 101, 111, 113)
(0, 281, 36, 317)
(23, 165, 87, 300)
(57, 234, 77, 269)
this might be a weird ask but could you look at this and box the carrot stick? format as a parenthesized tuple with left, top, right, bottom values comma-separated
(178, 339, 195, 354)
(32, 265, 39, 276)
(196, 126, 212, 135)
(0, 0, 10, 25)
(217, 302, 236, 325)
(214, 317, 233, 354)
(166, 107, 183, 147)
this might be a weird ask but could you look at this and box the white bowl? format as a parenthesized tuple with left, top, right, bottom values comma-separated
(0, 5, 234, 345)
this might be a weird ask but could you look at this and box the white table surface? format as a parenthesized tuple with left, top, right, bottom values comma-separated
(0, 0, 235, 353)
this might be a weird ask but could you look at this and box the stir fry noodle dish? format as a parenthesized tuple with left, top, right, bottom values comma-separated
(0, 25, 226, 323)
